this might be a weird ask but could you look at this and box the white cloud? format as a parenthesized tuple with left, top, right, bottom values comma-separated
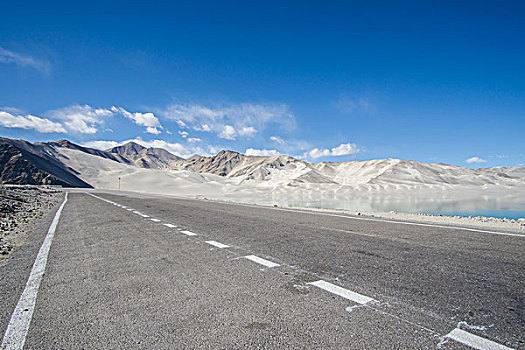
(162, 102, 295, 139)
(335, 95, 375, 114)
(0, 47, 51, 74)
(1, 104, 118, 134)
(146, 127, 162, 134)
(270, 136, 284, 144)
(84, 138, 194, 158)
(199, 124, 211, 132)
(301, 142, 359, 159)
(331, 143, 360, 156)
(303, 148, 330, 159)
(45, 105, 165, 135)
(219, 125, 236, 140)
(130, 139, 190, 157)
(0, 111, 66, 133)
(207, 145, 222, 154)
(0, 107, 24, 114)
(178, 131, 189, 138)
(83, 140, 120, 150)
(245, 148, 279, 156)
(111, 106, 162, 134)
(238, 126, 257, 137)
(466, 156, 487, 164)
(188, 137, 201, 143)
(83, 137, 226, 158)
(48, 105, 113, 134)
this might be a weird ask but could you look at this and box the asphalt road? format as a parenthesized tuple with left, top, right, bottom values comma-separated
(1, 190, 524, 349)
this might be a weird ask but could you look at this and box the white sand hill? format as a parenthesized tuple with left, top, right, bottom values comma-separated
(52, 144, 525, 222)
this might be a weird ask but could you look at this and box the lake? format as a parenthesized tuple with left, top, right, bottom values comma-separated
(247, 187, 525, 220)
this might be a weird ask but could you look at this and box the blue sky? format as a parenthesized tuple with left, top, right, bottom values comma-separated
(1, 0, 524, 167)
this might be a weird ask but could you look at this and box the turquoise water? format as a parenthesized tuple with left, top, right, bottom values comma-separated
(424, 206, 525, 220)
(264, 191, 525, 220)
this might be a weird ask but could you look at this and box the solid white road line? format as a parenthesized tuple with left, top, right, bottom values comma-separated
(205, 240, 230, 249)
(163, 223, 177, 228)
(87, 191, 522, 238)
(273, 207, 524, 238)
(181, 230, 197, 236)
(308, 280, 375, 305)
(244, 255, 280, 268)
(1, 193, 68, 350)
(127, 208, 133, 211)
(445, 328, 514, 350)
(150, 218, 161, 222)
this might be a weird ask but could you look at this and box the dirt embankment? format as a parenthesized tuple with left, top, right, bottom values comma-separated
(0, 186, 62, 266)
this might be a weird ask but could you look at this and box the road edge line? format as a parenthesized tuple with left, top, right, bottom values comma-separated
(1, 192, 68, 350)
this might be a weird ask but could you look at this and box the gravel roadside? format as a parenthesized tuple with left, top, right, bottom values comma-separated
(0, 186, 62, 266)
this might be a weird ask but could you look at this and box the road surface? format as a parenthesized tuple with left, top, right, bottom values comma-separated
(1, 190, 524, 349)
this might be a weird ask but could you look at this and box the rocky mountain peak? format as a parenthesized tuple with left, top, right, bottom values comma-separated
(55, 140, 74, 147)
(213, 150, 242, 158)
(107, 142, 146, 156)
(106, 141, 182, 169)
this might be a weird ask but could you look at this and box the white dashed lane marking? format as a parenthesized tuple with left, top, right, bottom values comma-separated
(86, 192, 519, 348)
(308, 280, 375, 305)
(205, 241, 230, 249)
(181, 230, 197, 236)
(445, 328, 514, 350)
(244, 255, 280, 268)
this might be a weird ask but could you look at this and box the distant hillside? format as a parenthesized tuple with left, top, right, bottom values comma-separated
(168, 150, 336, 183)
(107, 142, 183, 169)
(1, 137, 524, 191)
(49, 140, 132, 165)
(166, 149, 525, 187)
(0, 138, 92, 187)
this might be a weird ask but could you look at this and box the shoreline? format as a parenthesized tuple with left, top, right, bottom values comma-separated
(87, 188, 525, 234)
(288, 205, 525, 234)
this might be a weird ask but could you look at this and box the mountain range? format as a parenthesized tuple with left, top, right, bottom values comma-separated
(1, 137, 524, 192)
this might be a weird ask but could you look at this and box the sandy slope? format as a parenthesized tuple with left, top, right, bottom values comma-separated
(52, 146, 525, 221)
(101, 140, 525, 190)
(167, 150, 525, 190)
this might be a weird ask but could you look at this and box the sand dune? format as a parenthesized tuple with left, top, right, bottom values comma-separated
(46, 142, 525, 218)
(2, 138, 523, 217)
